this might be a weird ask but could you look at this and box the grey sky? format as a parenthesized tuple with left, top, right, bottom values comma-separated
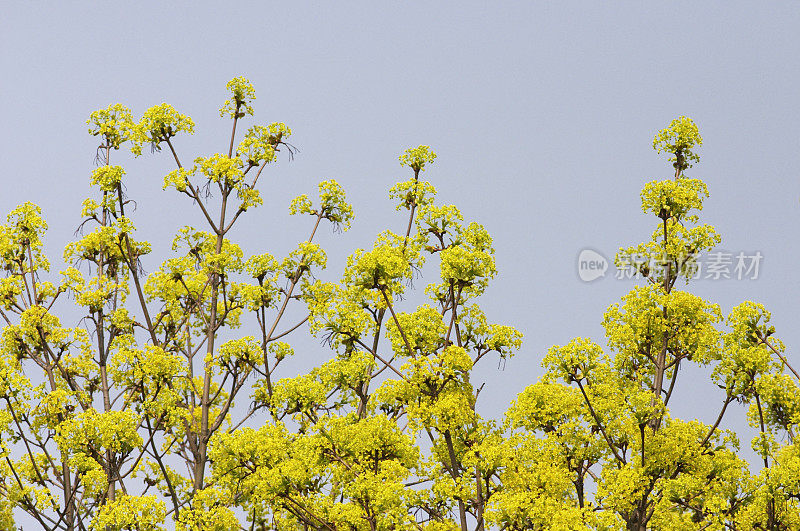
(2, 1, 799, 524)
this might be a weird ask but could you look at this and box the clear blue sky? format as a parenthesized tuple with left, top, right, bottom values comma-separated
(2, 0, 799, 514)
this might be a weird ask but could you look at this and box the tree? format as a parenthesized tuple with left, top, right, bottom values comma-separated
(495, 117, 800, 530)
(0, 79, 796, 530)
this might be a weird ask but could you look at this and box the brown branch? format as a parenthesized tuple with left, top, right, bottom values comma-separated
(576, 379, 626, 464)
(380, 287, 413, 358)
(402, 169, 421, 253)
(443, 430, 468, 531)
(163, 137, 219, 233)
(267, 315, 310, 343)
(145, 416, 181, 518)
(702, 395, 732, 447)
(228, 107, 240, 158)
(758, 333, 800, 381)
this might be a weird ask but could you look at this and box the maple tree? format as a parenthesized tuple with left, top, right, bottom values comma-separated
(0, 79, 797, 530)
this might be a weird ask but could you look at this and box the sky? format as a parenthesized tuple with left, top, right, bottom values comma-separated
(1, 0, 799, 521)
